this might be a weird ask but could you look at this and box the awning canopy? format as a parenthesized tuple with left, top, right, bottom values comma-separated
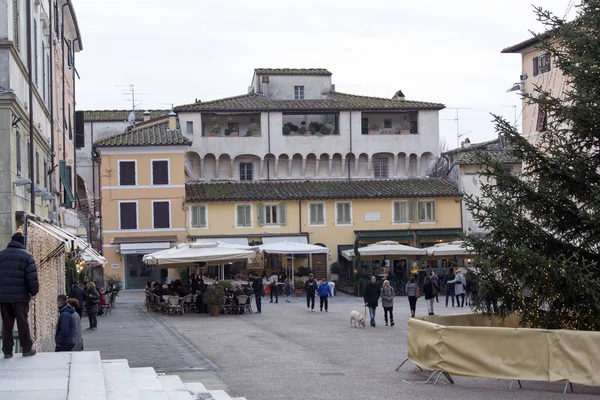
(195, 237, 249, 246)
(262, 236, 308, 245)
(342, 240, 426, 260)
(28, 220, 107, 265)
(355, 229, 462, 242)
(258, 241, 328, 255)
(120, 242, 171, 255)
(422, 241, 474, 257)
(143, 242, 256, 269)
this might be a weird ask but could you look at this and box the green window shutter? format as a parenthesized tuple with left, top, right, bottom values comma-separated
(191, 206, 198, 227)
(431, 202, 436, 221)
(309, 204, 316, 224)
(236, 205, 244, 227)
(393, 202, 400, 223)
(318, 204, 324, 224)
(59, 160, 75, 207)
(199, 205, 207, 227)
(408, 202, 415, 222)
(257, 205, 265, 226)
(336, 204, 342, 224)
(279, 204, 286, 225)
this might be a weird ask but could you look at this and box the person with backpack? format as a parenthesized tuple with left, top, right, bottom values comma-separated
(317, 279, 331, 312)
(84, 282, 100, 330)
(449, 269, 466, 307)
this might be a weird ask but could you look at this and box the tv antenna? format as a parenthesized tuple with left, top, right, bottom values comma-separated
(443, 107, 471, 148)
(501, 105, 518, 127)
(116, 84, 147, 125)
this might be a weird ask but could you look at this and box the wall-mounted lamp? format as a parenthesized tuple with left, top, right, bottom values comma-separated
(506, 83, 522, 92)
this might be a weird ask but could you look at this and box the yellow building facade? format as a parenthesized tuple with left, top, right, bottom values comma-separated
(95, 116, 191, 288)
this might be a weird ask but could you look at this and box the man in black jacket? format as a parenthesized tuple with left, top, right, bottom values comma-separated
(364, 276, 381, 327)
(68, 283, 85, 318)
(251, 273, 264, 313)
(304, 273, 318, 312)
(0, 232, 39, 358)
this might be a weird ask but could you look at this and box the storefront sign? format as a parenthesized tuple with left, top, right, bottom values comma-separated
(365, 212, 380, 222)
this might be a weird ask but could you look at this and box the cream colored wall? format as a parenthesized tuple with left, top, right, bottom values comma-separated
(188, 197, 462, 262)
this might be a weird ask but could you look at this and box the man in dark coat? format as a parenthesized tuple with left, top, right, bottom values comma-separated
(55, 294, 76, 352)
(304, 273, 318, 312)
(68, 282, 85, 318)
(363, 275, 381, 327)
(251, 273, 264, 314)
(0, 232, 39, 358)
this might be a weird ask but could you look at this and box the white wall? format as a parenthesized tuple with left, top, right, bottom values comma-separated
(255, 75, 332, 100)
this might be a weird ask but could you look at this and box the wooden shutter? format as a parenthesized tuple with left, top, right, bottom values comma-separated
(279, 204, 286, 225)
(408, 202, 415, 222)
(317, 204, 324, 224)
(257, 205, 265, 226)
(430, 202, 436, 221)
(120, 203, 137, 229)
(309, 204, 317, 224)
(119, 161, 136, 185)
(533, 56, 539, 76)
(393, 202, 400, 223)
(153, 201, 170, 228)
(75, 111, 85, 148)
(236, 205, 244, 227)
(199, 205, 207, 227)
(152, 160, 169, 185)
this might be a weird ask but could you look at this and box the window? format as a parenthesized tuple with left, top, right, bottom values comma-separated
(118, 161, 136, 186)
(68, 103, 72, 140)
(410, 112, 419, 134)
(235, 204, 252, 228)
(536, 107, 548, 132)
(43, 159, 47, 188)
(33, 20, 38, 86)
(309, 203, 325, 226)
(186, 121, 193, 135)
(119, 202, 138, 230)
(361, 118, 368, 135)
(190, 205, 207, 228)
(384, 119, 392, 129)
(373, 157, 389, 178)
(228, 122, 240, 133)
(13, 0, 19, 51)
(533, 53, 551, 76)
(239, 162, 253, 181)
(152, 160, 169, 185)
(294, 86, 304, 100)
(417, 201, 436, 222)
(54, 2, 60, 39)
(335, 202, 352, 225)
(67, 39, 73, 67)
(35, 151, 39, 184)
(152, 201, 170, 229)
(16, 131, 21, 176)
(393, 201, 415, 223)
(258, 204, 286, 226)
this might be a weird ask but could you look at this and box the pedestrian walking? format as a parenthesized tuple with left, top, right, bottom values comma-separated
(423, 276, 436, 315)
(0, 232, 39, 358)
(269, 271, 278, 303)
(55, 294, 76, 352)
(68, 283, 85, 318)
(405, 276, 420, 318)
(67, 298, 83, 351)
(251, 273, 264, 313)
(363, 276, 381, 327)
(444, 268, 456, 307)
(449, 269, 466, 307)
(304, 273, 318, 312)
(381, 280, 395, 327)
(430, 271, 440, 303)
(318, 279, 331, 312)
(284, 280, 292, 303)
(84, 282, 100, 330)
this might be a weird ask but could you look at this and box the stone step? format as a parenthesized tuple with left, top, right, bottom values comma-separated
(131, 367, 171, 400)
(157, 375, 194, 400)
(209, 390, 233, 400)
(68, 352, 107, 400)
(183, 382, 208, 394)
(101, 359, 141, 400)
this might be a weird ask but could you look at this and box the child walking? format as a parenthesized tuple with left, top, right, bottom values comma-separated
(318, 279, 331, 312)
(284, 280, 292, 303)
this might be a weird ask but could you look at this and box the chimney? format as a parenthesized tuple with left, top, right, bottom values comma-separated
(168, 111, 177, 130)
(330, 84, 336, 92)
(142, 110, 151, 122)
(392, 90, 405, 101)
(461, 138, 471, 148)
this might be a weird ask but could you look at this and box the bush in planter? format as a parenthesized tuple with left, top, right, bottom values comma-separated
(282, 125, 291, 136)
(224, 128, 231, 136)
(203, 285, 225, 307)
(247, 123, 259, 136)
(284, 122, 298, 132)
(295, 266, 310, 277)
(299, 126, 307, 135)
(210, 123, 221, 134)
(308, 121, 322, 134)
(320, 124, 331, 135)
(368, 123, 381, 133)
(294, 279, 305, 296)
(329, 262, 341, 274)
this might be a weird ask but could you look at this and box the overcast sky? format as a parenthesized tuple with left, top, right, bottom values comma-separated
(74, 0, 577, 149)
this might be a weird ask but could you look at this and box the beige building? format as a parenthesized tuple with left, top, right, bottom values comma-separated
(94, 114, 191, 289)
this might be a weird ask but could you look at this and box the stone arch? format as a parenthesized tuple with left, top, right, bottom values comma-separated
(345, 152, 356, 178)
(372, 152, 394, 178)
(217, 153, 232, 180)
(317, 153, 330, 178)
(332, 153, 343, 178)
(263, 153, 276, 180)
(184, 151, 201, 180)
(397, 152, 408, 177)
(305, 153, 317, 177)
(203, 153, 217, 181)
(234, 154, 261, 181)
(278, 153, 290, 179)
(291, 153, 303, 178)
(357, 153, 369, 178)
(408, 153, 418, 177)
(420, 152, 436, 176)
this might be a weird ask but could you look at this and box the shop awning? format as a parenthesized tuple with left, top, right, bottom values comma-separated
(195, 237, 249, 246)
(120, 242, 171, 255)
(28, 220, 106, 265)
(262, 236, 308, 244)
(355, 229, 462, 242)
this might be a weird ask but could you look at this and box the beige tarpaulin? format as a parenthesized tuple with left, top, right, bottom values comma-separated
(407, 314, 600, 386)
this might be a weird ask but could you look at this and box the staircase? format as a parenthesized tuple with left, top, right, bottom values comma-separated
(0, 351, 246, 400)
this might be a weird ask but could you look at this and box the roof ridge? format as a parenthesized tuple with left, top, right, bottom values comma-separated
(331, 91, 443, 106)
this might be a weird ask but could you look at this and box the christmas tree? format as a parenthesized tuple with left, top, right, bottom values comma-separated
(464, 1, 600, 330)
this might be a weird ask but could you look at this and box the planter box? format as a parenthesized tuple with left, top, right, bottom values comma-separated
(368, 130, 379, 135)
(207, 305, 221, 316)
(295, 289, 304, 297)
(408, 314, 600, 387)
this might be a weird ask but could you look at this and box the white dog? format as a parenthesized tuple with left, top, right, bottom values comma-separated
(349, 310, 366, 328)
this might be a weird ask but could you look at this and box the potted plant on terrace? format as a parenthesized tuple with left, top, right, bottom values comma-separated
(368, 123, 381, 135)
(203, 284, 225, 316)
(399, 119, 411, 134)
(308, 121, 322, 135)
(208, 123, 221, 137)
(299, 126, 308, 135)
(224, 128, 231, 136)
(246, 123, 260, 136)
(283, 125, 291, 136)
(294, 279, 305, 297)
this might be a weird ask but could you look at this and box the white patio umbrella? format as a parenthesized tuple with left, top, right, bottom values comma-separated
(257, 241, 329, 282)
(341, 240, 426, 260)
(144, 242, 256, 280)
(422, 241, 474, 258)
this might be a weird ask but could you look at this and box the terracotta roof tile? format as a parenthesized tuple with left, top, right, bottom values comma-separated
(94, 121, 191, 147)
(186, 179, 460, 202)
(82, 109, 169, 122)
(254, 68, 332, 76)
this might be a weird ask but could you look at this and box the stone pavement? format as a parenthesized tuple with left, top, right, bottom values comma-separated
(84, 291, 600, 400)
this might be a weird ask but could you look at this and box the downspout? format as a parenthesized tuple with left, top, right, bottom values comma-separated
(61, 1, 68, 161)
(72, 37, 79, 209)
(48, 0, 54, 199)
(26, 0, 35, 213)
(348, 111, 352, 180)
(267, 111, 271, 180)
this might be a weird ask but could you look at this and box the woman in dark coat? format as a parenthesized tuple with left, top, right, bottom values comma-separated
(85, 282, 100, 330)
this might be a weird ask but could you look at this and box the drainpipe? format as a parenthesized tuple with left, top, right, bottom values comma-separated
(267, 111, 271, 180)
(61, 1, 68, 162)
(26, 0, 35, 213)
(348, 111, 352, 180)
(72, 37, 79, 210)
(48, 0, 55, 198)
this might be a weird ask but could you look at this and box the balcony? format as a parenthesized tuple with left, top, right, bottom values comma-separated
(201, 114, 261, 137)
(361, 112, 419, 135)
(282, 113, 339, 137)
